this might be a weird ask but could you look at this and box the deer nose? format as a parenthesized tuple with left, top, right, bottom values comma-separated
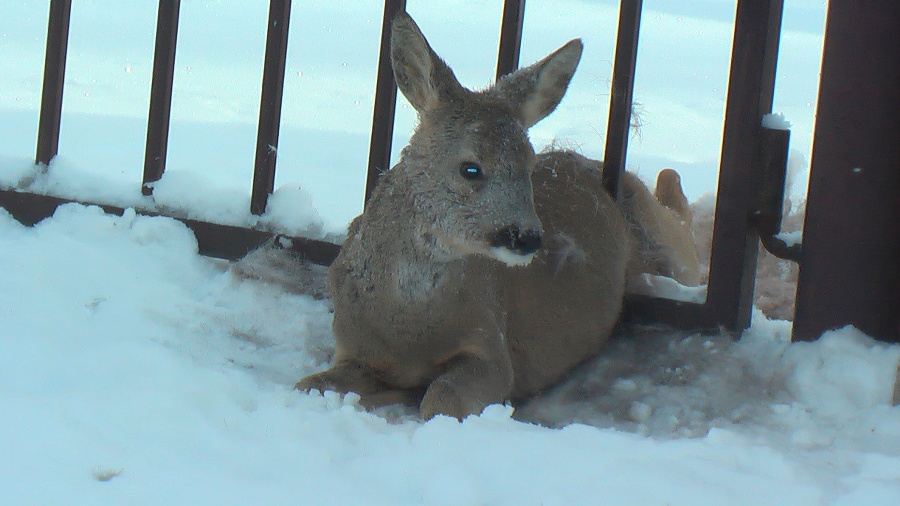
(491, 226, 542, 255)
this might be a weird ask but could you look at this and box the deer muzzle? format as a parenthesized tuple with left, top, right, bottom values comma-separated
(490, 226, 543, 256)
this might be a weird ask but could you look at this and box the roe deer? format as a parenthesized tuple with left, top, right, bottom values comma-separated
(296, 13, 699, 420)
(621, 168, 701, 287)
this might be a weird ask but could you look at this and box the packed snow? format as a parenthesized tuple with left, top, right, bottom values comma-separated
(762, 112, 793, 131)
(1, 197, 899, 505)
(0, 154, 329, 241)
(626, 273, 707, 303)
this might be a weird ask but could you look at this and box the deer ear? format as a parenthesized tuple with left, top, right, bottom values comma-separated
(494, 39, 583, 128)
(391, 13, 465, 112)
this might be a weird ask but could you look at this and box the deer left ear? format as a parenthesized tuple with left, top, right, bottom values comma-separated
(493, 39, 583, 129)
(391, 13, 466, 113)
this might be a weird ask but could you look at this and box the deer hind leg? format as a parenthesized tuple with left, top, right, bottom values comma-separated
(295, 361, 421, 410)
(654, 168, 693, 226)
(420, 352, 513, 421)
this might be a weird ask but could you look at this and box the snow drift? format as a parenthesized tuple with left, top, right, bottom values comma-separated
(1, 202, 899, 505)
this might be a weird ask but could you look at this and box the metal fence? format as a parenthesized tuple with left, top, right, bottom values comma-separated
(1, 0, 897, 343)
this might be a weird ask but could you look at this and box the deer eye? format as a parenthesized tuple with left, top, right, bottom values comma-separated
(459, 163, 484, 181)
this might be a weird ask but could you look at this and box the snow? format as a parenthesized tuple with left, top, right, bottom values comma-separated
(626, 272, 708, 303)
(1, 202, 899, 505)
(1, 155, 327, 240)
(777, 229, 803, 247)
(763, 112, 793, 130)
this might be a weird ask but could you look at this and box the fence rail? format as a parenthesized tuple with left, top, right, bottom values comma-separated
(2, 0, 898, 342)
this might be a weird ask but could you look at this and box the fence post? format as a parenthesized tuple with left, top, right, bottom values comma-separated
(793, 1, 900, 343)
(496, 0, 526, 80)
(703, 0, 783, 331)
(601, 0, 642, 200)
(142, 0, 181, 195)
(364, 0, 407, 205)
(35, 0, 72, 167)
(251, 0, 293, 215)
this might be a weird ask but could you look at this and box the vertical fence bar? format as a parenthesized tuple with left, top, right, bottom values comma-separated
(35, 0, 72, 167)
(142, 0, 181, 195)
(364, 0, 407, 205)
(793, 1, 900, 343)
(496, 0, 526, 80)
(251, 0, 292, 215)
(601, 0, 642, 199)
(704, 0, 783, 331)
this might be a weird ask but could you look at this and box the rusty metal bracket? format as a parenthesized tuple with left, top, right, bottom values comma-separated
(751, 125, 801, 262)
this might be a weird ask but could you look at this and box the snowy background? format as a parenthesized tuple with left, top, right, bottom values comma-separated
(3, 1, 900, 505)
(2, 0, 825, 231)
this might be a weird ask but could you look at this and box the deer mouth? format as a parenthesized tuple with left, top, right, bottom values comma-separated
(428, 228, 541, 267)
(488, 226, 542, 267)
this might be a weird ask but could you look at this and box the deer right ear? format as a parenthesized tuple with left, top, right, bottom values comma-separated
(493, 39, 583, 129)
(391, 13, 465, 112)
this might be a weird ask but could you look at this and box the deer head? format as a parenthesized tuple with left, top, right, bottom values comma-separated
(389, 13, 583, 266)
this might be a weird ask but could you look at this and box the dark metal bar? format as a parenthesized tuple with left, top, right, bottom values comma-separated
(251, 0, 293, 215)
(601, 0, 642, 199)
(752, 126, 800, 262)
(496, 0, 526, 80)
(142, 0, 181, 195)
(364, 0, 407, 206)
(702, 0, 783, 331)
(793, 1, 900, 343)
(622, 296, 715, 331)
(35, 0, 72, 167)
(0, 188, 341, 265)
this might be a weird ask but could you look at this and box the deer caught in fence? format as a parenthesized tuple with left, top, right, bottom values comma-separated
(295, 13, 699, 420)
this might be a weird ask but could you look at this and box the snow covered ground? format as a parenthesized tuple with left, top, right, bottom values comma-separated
(4, 1, 900, 504)
(2, 198, 899, 505)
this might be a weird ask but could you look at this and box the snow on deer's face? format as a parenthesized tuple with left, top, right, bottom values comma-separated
(389, 13, 582, 266)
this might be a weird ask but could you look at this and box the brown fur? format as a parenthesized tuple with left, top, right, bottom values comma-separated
(296, 14, 697, 419)
(620, 168, 701, 287)
(655, 168, 693, 225)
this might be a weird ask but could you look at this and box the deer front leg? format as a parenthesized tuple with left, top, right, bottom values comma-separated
(420, 350, 514, 421)
(295, 360, 421, 410)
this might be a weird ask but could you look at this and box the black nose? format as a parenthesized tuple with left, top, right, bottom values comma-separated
(491, 226, 542, 255)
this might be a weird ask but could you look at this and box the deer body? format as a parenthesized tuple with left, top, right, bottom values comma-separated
(296, 14, 696, 420)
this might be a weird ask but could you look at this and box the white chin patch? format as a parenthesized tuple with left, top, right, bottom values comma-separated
(488, 247, 536, 267)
